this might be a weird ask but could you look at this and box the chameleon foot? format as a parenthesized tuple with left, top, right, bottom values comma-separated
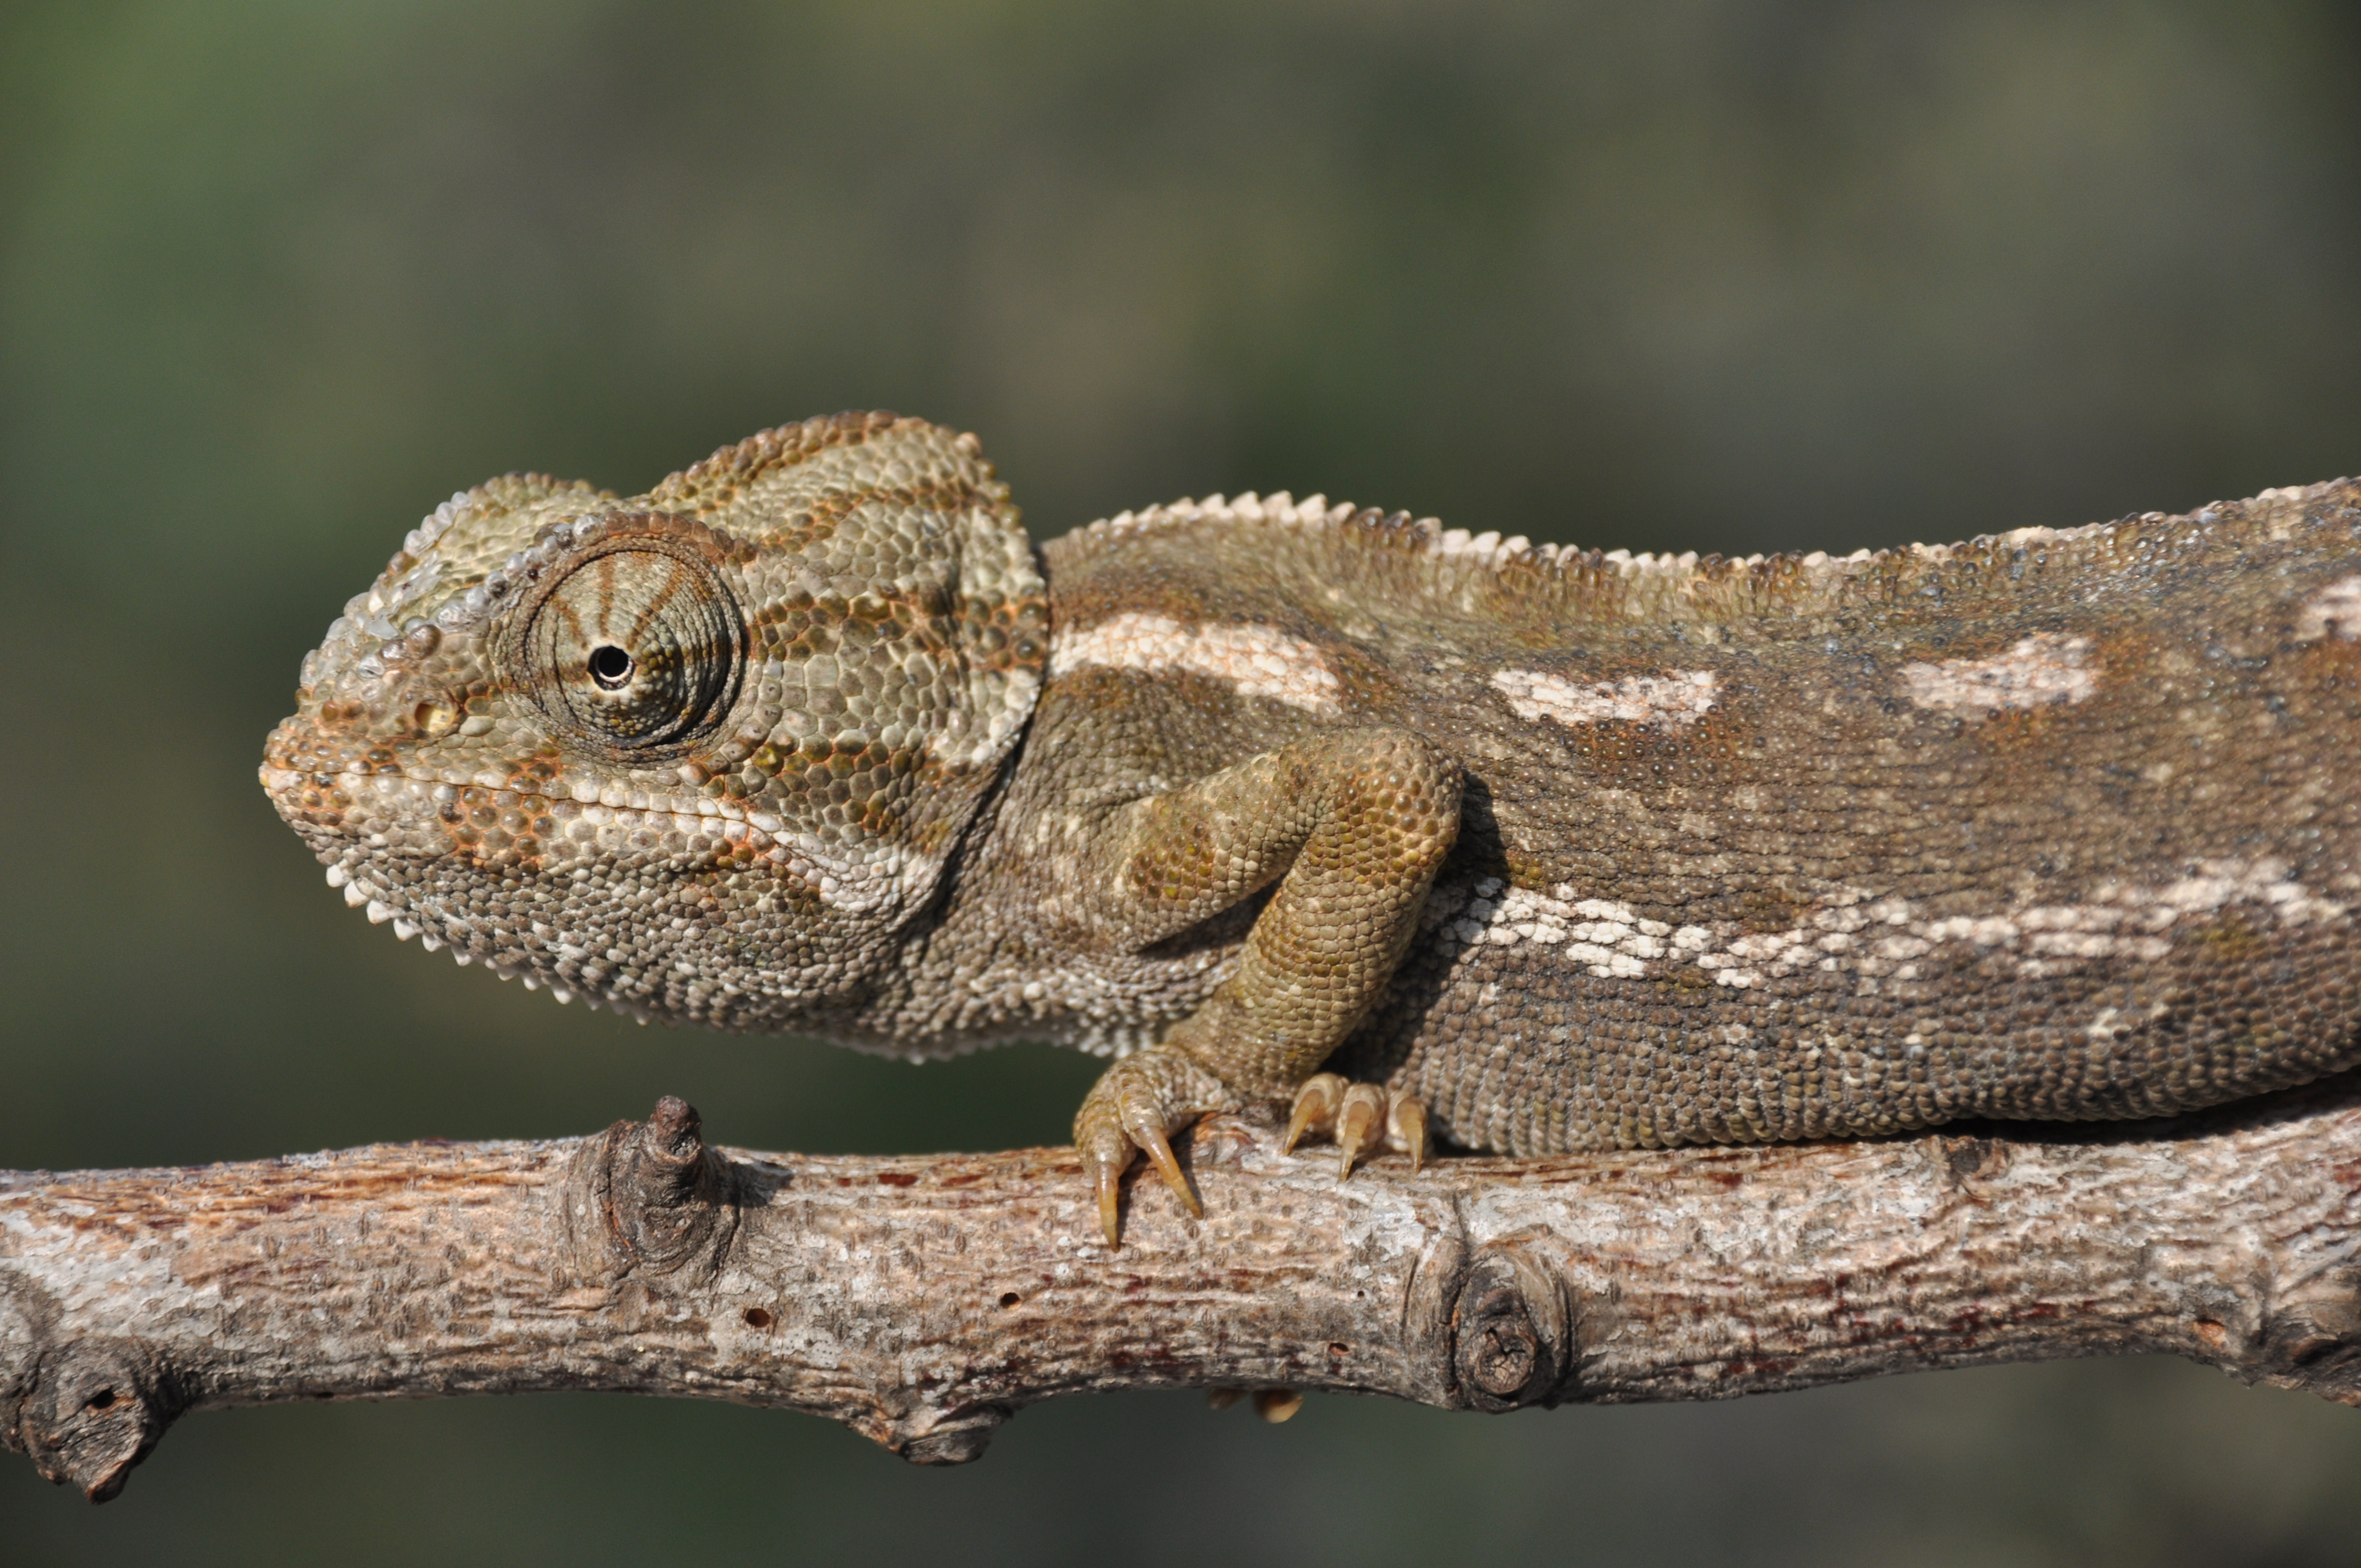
(1283, 1073, 1428, 1178)
(1074, 1047, 1240, 1246)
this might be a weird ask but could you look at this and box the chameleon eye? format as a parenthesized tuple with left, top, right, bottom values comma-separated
(511, 529, 744, 755)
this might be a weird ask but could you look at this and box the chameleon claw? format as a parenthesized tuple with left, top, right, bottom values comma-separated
(1389, 1089, 1429, 1174)
(1290, 1074, 1424, 1175)
(1206, 1387, 1244, 1412)
(1095, 1155, 1125, 1247)
(1335, 1082, 1387, 1178)
(1134, 1123, 1203, 1219)
(1078, 1114, 1139, 1247)
(1285, 1073, 1346, 1155)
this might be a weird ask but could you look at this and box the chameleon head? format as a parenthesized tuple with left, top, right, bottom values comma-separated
(260, 412, 1047, 1030)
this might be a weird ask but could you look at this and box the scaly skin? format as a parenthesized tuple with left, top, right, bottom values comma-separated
(263, 414, 2361, 1245)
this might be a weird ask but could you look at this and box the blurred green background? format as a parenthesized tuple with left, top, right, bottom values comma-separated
(5, 1, 2360, 1562)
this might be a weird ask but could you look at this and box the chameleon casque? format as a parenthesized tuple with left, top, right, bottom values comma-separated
(262, 411, 2361, 1245)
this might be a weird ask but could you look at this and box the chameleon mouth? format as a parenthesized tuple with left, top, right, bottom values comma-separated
(257, 747, 896, 928)
(258, 704, 738, 846)
(259, 697, 947, 919)
(260, 757, 716, 827)
(260, 758, 782, 869)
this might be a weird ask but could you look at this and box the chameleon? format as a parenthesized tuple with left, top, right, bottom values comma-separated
(261, 411, 2361, 1246)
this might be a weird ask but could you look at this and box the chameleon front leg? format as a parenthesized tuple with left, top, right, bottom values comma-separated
(1072, 727, 1462, 1244)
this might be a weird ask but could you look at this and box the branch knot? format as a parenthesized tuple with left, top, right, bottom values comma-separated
(572, 1096, 739, 1281)
(8, 1332, 183, 1502)
(1450, 1245, 1573, 1411)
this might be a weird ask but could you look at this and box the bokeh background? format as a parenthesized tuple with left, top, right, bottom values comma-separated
(6, 1, 2361, 1562)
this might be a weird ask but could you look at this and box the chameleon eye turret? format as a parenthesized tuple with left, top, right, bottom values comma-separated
(507, 516, 747, 758)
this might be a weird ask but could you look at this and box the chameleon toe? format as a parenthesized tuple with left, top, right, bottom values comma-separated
(1095, 1165, 1122, 1249)
(1284, 1075, 1424, 1173)
(1284, 1073, 1346, 1155)
(1388, 1090, 1429, 1174)
(1076, 1120, 1136, 1247)
(1334, 1082, 1388, 1178)
(1131, 1121, 1203, 1220)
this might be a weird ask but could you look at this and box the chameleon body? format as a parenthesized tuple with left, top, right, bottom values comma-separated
(263, 412, 2361, 1243)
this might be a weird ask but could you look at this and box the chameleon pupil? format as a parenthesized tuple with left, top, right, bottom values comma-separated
(588, 645, 634, 689)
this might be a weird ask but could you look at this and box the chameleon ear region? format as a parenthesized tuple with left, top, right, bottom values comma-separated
(505, 516, 749, 759)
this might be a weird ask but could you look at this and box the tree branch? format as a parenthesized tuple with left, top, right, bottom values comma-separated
(6, 1081, 2360, 1502)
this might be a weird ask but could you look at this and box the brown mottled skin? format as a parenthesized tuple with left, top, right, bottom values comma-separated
(264, 413, 2361, 1243)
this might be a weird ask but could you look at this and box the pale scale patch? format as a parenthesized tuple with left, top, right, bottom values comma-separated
(1051, 611, 1343, 717)
(1434, 878, 1685, 979)
(1490, 667, 1718, 727)
(1429, 859, 2342, 993)
(1692, 859, 2342, 989)
(2294, 575, 2361, 643)
(1900, 633, 2096, 716)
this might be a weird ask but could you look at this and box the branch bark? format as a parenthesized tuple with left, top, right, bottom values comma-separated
(6, 1081, 2360, 1502)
